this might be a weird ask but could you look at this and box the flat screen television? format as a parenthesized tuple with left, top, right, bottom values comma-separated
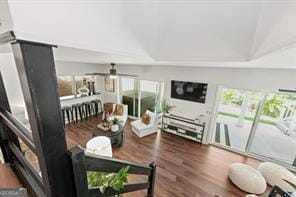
(171, 80, 207, 103)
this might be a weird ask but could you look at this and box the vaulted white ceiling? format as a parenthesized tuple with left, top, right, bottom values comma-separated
(1, 0, 295, 68)
(119, 1, 261, 62)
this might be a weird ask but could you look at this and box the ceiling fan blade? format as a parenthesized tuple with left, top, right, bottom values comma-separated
(117, 73, 138, 77)
(85, 73, 109, 76)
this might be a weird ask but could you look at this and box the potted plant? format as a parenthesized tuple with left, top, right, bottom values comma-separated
(110, 118, 122, 132)
(87, 166, 129, 196)
(161, 99, 175, 115)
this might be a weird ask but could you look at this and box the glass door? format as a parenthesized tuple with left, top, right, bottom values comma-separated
(213, 88, 264, 151)
(139, 80, 161, 116)
(249, 92, 296, 166)
(121, 78, 138, 118)
(120, 78, 164, 118)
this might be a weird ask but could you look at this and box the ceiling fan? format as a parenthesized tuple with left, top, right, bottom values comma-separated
(86, 63, 138, 78)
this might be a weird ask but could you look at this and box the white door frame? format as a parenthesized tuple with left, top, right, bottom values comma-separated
(245, 94, 267, 152)
(206, 85, 223, 144)
(119, 78, 165, 119)
(209, 87, 296, 171)
(211, 142, 296, 171)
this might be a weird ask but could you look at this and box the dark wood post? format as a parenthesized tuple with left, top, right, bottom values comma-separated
(147, 162, 156, 197)
(69, 147, 89, 197)
(0, 72, 20, 162)
(11, 40, 76, 197)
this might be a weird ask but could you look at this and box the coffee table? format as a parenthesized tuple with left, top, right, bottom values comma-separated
(91, 125, 123, 147)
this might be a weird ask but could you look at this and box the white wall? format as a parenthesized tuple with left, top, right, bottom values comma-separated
(93, 63, 296, 143)
(100, 64, 296, 105)
(0, 0, 13, 33)
(250, 0, 296, 59)
(0, 57, 109, 120)
(3, 0, 261, 62)
(55, 61, 117, 104)
(4, 1, 295, 65)
(0, 52, 26, 121)
(2, 55, 295, 143)
(0, 53, 24, 108)
(5, 1, 150, 60)
(55, 61, 102, 76)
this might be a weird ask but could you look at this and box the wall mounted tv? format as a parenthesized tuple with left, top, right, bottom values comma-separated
(171, 80, 208, 103)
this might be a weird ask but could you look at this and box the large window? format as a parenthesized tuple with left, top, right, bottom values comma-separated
(140, 80, 160, 116)
(212, 87, 296, 167)
(121, 78, 138, 117)
(249, 93, 296, 166)
(58, 76, 74, 97)
(120, 78, 164, 118)
(58, 76, 95, 98)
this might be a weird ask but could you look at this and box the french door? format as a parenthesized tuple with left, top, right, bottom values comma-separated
(120, 78, 138, 117)
(120, 78, 164, 118)
(249, 92, 296, 167)
(212, 87, 296, 168)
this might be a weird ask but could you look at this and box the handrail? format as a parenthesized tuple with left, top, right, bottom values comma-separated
(9, 142, 44, 190)
(0, 31, 16, 45)
(13, 162, 46, 197)
(70, 146, 157, 197)
(0, 31, 57, 47)
(85, 153, 152, 175)
(0, 110, 35, 153)
(0, 35, 76, 196)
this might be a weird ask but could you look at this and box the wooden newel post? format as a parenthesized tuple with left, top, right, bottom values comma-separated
(69, 147, 89, 197)
(147, 162, 157, 197)
(11, 40, 76, 197)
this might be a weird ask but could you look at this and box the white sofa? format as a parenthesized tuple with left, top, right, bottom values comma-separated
(108, 104, 128, 126)
(131, 110, 158, 138)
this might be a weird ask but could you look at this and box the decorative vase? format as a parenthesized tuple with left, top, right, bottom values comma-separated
(77, 86, 89, 96)
(111, 124, 119, 132)
(87, 82, 91, 96)
(91, 81, 95, 95)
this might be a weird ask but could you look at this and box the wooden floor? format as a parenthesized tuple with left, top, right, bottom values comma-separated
(65, 116, 270, 197)
(0, 163, 22, 188)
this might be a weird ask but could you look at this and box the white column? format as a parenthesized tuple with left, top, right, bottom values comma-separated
(289, 104, 296, 131)
(236, 91, 250, 127)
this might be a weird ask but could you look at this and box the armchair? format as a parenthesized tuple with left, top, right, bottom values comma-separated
(131, 110, 158, 138)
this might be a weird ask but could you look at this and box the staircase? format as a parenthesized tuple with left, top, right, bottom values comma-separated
(0, 31, 156, 197)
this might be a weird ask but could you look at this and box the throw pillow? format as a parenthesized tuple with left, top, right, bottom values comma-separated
(141, 113, 151, 125)
(104, 102, 114, 114)
(114, 104, 124, 116)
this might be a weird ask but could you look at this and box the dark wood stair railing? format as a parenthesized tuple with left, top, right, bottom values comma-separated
(0, 31, 157, 197)
(70, 146, 157, 197)
(0, 30, 75, 196)
(0, 66, 46, 196)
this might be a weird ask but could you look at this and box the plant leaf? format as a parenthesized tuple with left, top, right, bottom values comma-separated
(87, 166, 130, 193)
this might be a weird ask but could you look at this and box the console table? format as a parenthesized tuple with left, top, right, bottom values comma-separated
(161, 114, 205, 145)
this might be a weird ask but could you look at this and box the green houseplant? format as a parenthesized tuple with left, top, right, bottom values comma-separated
(161, 99, 175, 114)
(110, 118, 122, 132)
(87, 166, 129, 196)
(262, 94, 283, 118)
